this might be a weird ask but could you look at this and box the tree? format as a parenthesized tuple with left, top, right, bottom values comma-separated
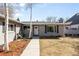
(46, 16, 53, 22)
(58, 18, 64, 23)
(25, 3, 33, 38)
(52, 17, 57, 22)
(4, 3, 9, 52)
(17, 18, 20, 21)
(2, 3, 15, 52)
(27, 3, 32, 38)
(0, 3, 14, 18)
(46, 16, 57, 22)
(19, 3, 36, 38)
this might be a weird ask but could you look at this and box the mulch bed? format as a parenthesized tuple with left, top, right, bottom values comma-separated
(0, 39, 31, 56)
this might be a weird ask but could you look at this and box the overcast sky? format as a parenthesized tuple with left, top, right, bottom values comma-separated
(2, 3, 79, 21)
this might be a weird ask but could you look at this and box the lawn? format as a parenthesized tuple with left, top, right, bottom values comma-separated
(0, 39, 31, 56)
(40, 37, 79, 56)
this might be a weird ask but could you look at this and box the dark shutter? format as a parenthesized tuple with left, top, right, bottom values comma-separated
(45, 25, 47, 33)
(57, 25, 59, 33)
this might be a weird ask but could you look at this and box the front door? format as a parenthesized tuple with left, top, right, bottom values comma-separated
(34, 26, 39, 35)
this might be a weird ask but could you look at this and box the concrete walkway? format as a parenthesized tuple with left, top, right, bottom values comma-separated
(21, 37, 40, 56)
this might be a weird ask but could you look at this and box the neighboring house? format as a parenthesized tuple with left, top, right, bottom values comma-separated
(65, 13, 79, 36)
(22, 21, 70, 38)
(0, 14, 22, 45)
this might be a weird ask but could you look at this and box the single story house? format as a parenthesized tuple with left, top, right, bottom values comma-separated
(0, 14, 22, 45)
(0, 14, 71, 45)
(22, 21, 70, 38)
(65, 13, 79, 36)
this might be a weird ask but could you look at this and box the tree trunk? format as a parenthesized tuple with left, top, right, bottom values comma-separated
(4, 3, 9, 52)
(29, 4, 32, 38)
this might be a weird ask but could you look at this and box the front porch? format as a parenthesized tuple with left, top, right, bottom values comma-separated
(22, 24, 66, 38)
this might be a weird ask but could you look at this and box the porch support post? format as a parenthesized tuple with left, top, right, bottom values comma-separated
(63, 23, 65, 37)
(56, 25, 57, 33)
(53, 25, 55, 33)
(15, 25, 17, 40)
(21, 25, 24, 38)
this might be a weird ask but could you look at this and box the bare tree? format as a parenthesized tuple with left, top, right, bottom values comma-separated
(17, 18, 20, 21)
(46, 16, 53, 22)
(0, 3, 14, 18)
(46, 16, 57, 22)
(52, 17, 57, 22)
(4, 3, 9, 52)
(25, 3, 34, 38)
(29, 4, 32, 38)
(2, 3, 15, 52)
(58, 18, 64, 23)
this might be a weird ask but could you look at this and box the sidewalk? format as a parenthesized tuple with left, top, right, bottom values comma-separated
(21, 37, 40, 56)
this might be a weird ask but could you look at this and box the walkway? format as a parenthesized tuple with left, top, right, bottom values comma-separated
(21, 36, 40, 56)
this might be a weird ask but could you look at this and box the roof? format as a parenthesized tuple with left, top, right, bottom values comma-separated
(66, 13, 79, 25)
(22, 21, 71, 26)
(0, 14, 23, 24)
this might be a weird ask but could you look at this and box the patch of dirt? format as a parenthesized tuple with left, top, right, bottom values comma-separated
(0, 39, 31, 56)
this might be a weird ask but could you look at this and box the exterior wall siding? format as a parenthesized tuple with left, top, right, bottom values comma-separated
(38, 25, 61, 36)
(0, 22, 4, 45)
(58, 25, 64, 36)
(0, 21, 21, 45)
(23, 25, 65, 37)
(39, 25, 45, 36)
(65, 24, 79, 35)
(8, 31, 15, 43)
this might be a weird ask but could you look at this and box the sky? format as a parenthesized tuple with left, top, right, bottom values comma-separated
(11, 3, 79, 21)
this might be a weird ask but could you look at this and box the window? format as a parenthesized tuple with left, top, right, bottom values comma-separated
(35, 27, 37, 29)
(66, 27, 69, 29)
(46, 26, 54, 32)
(2, 22, 14, 32)
(45, 25, 59, 33)
(23, 26, 30, 30)
(23, 26, 27, 30)
(2, 22, 5, 33)
(71, 28, 77, 30)
(8, 25, 14, 31)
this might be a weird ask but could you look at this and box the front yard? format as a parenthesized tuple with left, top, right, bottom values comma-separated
(0, 39, 31, 56)
(40, 37, 79, 56)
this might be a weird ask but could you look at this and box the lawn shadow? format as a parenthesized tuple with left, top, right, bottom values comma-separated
(39, 36, 60, 39)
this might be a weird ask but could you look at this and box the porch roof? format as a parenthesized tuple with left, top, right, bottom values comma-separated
(22, 21, 71, 26)
(0, 14, 23, 25)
